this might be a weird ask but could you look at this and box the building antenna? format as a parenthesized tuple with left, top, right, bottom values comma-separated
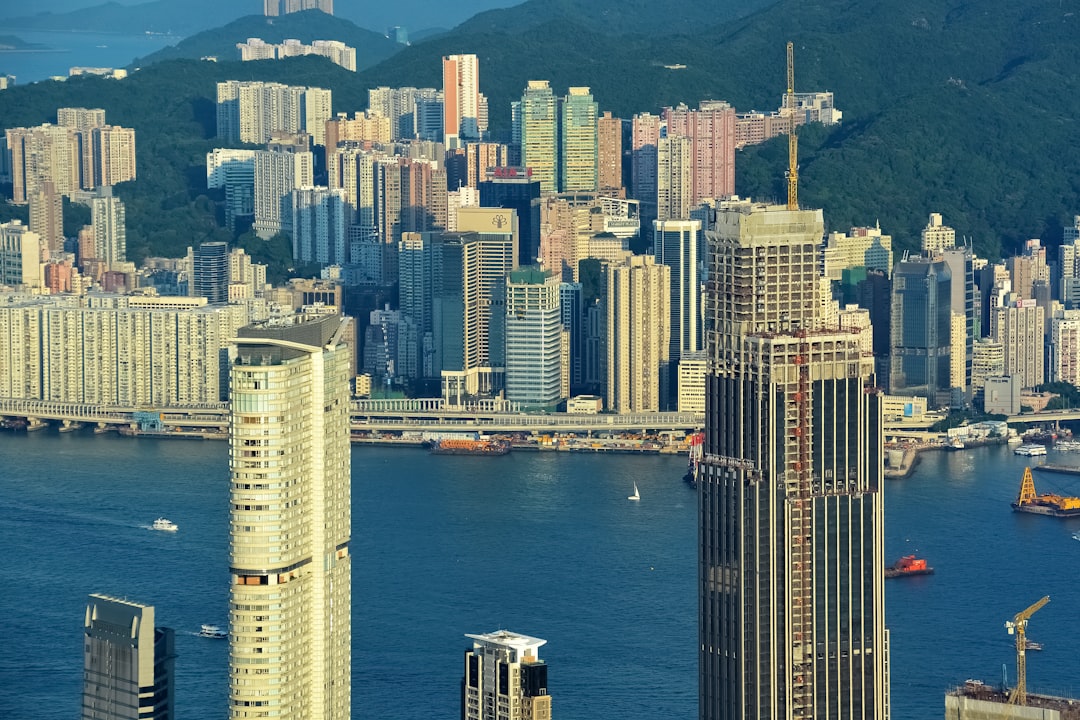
(786, 41, 799, 211)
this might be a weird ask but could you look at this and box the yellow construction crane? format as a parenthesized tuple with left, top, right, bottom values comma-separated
(786, 41, 798, 210)
(1006, 595, 1050, 706)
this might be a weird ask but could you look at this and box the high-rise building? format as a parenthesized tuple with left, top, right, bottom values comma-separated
(0, 220, 44, 289)
(191, 241, 230, 303)
(90, 189, 125, 270)
(519, 81, 557, 193)
(920, 212, 956, 253)
(463, 630, 551, 720)
(324, 111, 392, 148)
(83, 594, 174, 720)
(890, 256, 954, 404)
(630, 112, 662, 218)
(663, 101, 736, 204)
(559, 281, 584, 389)
(505, 267, 563, 409)
(29, 180, 64, 255)
(699, 200, 889, 720)
(558, 87, 598, 192)
(971, 337, 1004, 404)
(1057, 216, 1080, 306)
(990, 297, 1044, 389)
(603, 254, 671, 412)
(398, 231, 440, 379)
(652, 219, 703, 365)
(940, 245, 982, 402)
(90, 125, 136, 188)
(229, 314, 352, 720)
(443, 54, 480, 145)
(237, 38, 356, 71)
(479, 167, 541, 266)
(434, 223, 516, 400)
(264, 0, 333, 17)
(292, 186, 348, 265)
(677, 349, 706, 415)
(821, 224, 893, 284)
(656, 135, 692, 221)
(253, 135, 314, 239)
(597, 111, 623, 196)
(207, 148, 257, 233)
(1051, 309, 1080, 385)
(216, 81, 331, 146)
(6, 123, 82, 203)
(58, 107, 106, 130)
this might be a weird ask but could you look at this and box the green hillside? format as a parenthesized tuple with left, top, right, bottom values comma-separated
(357, 0, 1080, 256)
(0, 0, 1077, 267)
(132, 11, 403, 72)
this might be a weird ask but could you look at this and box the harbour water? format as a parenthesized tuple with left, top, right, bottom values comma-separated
(0, 31, 179, 84)
(0, 431, 1077, 719)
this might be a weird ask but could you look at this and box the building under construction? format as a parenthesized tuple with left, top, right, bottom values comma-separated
(946, 597, 1080, 719)
(946, 680, 1080, 719)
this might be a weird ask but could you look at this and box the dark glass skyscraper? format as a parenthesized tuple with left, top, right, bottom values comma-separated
(479, 169, 541, 267)
(192, 241, 229, 304)
(700, 200, 889, 720)
(889, 256, 953, 404)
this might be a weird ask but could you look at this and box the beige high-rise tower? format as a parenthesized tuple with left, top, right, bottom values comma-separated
(229, 314, 352, 720)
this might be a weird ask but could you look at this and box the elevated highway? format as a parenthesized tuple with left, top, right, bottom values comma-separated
(0, 397, 704, 436)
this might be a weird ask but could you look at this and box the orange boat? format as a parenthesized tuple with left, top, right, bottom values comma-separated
(884, 555, 934, 579)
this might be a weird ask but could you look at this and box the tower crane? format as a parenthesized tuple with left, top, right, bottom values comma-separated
(1005, 595, 1050, 706)
(786, 41, 798, 210)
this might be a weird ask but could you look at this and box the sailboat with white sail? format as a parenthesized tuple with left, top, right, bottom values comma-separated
(628, 483, 640, 501)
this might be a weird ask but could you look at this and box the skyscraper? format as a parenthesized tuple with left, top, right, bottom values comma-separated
(191, 241, 230, 303)
(479, 167, 541, 266)
(656, 135, 692, 221)
(229, 314, 352, 720)
(443, 54, 480, 145)
(28, 180, 64, 255)
(463, 630, 552, 720)
(505, 267, 563, 409)
(603, 254, 671, 412)
(700, 200, 889, 720)
(630, 112, 662, 218)
(652, 218, 703, 364)
(558, 87, 598, 192)
(82, 594, 174, 720)
(664, 101, 736, 204)
(889, 256, 953, 403)
(597, 111, 623, 195)
(90, 189, 125, 269)
(519, 81, 557, 193)
(253, 134, 314, 239)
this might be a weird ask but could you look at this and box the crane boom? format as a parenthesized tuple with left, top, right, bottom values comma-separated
(786, 41, 798, 210)
(1006, 595, 1050, 706)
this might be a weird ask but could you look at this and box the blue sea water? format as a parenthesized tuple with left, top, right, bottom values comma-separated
(0, 31, 179, 84)
(0, 432, 1077, 719)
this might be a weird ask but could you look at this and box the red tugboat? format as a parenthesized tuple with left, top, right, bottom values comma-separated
(884, 555, 934, 579)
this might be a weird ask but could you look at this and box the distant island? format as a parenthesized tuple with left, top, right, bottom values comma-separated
(0, 35, 51, 53)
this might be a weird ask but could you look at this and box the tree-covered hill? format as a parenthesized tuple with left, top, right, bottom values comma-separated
(0, 56, 369, 263)
(132, 10, 403, 72)
(358, 0, 1080, 256)
(1, 0, 1078, 266)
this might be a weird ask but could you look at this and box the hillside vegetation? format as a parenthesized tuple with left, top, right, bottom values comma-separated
(132, 11, 403, 72)
(0, 0, 1077, 266)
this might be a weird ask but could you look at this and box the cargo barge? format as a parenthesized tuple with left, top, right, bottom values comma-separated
(429, 438, 511, 456)
(1012, 466, 1080, 517)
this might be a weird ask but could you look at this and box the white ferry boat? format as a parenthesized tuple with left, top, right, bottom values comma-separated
(152, 517, 178, 532)
(197, 624, 227, 639)
(1014, 444, 1048, 457)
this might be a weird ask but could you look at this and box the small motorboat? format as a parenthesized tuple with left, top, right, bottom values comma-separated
(197, 624, 227, 639)
(152, 517, 178, 532)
